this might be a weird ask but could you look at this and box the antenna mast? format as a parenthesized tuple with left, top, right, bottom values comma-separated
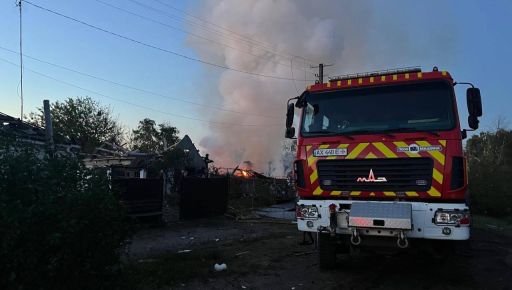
(17, 0, 24, 120)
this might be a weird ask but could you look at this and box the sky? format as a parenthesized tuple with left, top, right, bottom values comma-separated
(0, 0, 511, 171)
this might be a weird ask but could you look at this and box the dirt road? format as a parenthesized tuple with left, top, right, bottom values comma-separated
(128, 217, 512, 290)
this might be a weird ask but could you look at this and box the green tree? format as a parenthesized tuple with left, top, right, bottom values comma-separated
(466, 128, 512, 216)
(131, 118, 180, 153)
(29, 97, 123, 152)
(0, 136, 130, 289)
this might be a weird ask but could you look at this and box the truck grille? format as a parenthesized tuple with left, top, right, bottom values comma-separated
(317, 158, 434, 192)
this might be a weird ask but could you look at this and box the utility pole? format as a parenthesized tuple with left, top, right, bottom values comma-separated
(311, 63, 333, 84)
(43, 100, 54, 152)
(17, 0, 24, 120)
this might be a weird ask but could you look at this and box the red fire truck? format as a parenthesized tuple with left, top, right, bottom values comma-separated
(285, 67, 482, 268)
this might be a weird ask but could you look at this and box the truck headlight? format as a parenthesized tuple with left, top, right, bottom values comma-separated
(296, 205, 320, 220)
(434, 210, 470, 226)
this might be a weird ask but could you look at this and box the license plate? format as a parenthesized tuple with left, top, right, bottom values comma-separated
(313, 148, 347, 157)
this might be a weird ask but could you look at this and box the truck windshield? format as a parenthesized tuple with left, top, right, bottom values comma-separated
(301, 81, 455, 137)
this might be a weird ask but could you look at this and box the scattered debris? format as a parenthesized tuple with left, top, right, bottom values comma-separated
(293, 251, 314, 257)
(214, 263, 227, 271)
(235, 251, 249, 257)
(137, 258, 157, 263)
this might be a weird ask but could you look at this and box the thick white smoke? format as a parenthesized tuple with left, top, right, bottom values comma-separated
(186, 0, 456, 175)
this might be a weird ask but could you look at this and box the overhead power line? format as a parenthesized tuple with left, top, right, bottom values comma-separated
(0, 45, 280, 119)
(147, 0, 320, 66)
(22, 0, 314, 82)
(93, 0, 310, 71)
(0, 57, 282, 128)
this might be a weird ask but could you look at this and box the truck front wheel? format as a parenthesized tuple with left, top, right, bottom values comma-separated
(318, 233, 337, 269)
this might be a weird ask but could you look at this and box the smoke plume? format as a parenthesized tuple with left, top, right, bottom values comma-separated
(187, 0, 456, 174)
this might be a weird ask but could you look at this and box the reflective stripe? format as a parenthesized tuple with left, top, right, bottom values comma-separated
(310, 170, 318, 183)
(416, 141, 445, 165)
(350, 191, 361, 196)
(307, 155, 316, 166)
(374, 142, 398, 158)
(428, 187, 442, 197)
(330, 191, 341, 196)
(433, 168, 444, 184)
(383, 191, 396, 196)
(365, 152, 377, 159)
(346, 143, 369, 159)
(406, 191, 419, 197)
(313, 186, 323, 195)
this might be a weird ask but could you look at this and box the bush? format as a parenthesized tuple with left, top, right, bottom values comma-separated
(466, 129, 512, 217)
(0, 141, 130, 289)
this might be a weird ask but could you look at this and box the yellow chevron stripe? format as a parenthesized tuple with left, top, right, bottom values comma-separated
(393, 141, 417, 157)
(383, 191, 396, 196)
(428, 187, 442, 197)
(433, 168, 444, 184)
(337, 81, 341, 87)
(310, 170, 318, 184)
(439, 140, 446, 147)
(369, 192, 376, 196)
(416, 141, 445, 165)
(346, 143, 369, 159)
(350, 191, 361, 196)
(331, 191, 341, 196)
(307, 155, 316, 166)
(366, 152, 377, 159)
(326, 82, 331, 88)
(406, 191, 419, 197)
(313, 186, 323, 195)
(373, 142, 398, 158)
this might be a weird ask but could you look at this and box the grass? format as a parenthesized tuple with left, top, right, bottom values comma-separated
(119, 248, 224, 289)
(472, 214, 512, 236)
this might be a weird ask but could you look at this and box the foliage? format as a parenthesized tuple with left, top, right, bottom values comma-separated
(131, 118, 180, 153)
(466, 128, 512, 216)
(0, 137, 130, 289)
(28, 97, 124, 152)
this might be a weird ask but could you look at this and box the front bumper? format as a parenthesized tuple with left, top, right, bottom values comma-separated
(296, 199, 469, 240)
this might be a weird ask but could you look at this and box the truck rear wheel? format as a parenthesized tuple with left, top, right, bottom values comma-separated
(318, 234, 337, 269)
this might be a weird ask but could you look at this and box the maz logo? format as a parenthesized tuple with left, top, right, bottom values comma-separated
(356, 169, 387, 182)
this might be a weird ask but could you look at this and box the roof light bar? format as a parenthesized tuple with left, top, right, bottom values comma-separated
(328, 66, 422, 82)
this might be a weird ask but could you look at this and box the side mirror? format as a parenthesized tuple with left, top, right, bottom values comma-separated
(468, 115, 479, 130)
(285, 127, 295, 139)
(467, 88, 482, 117)
(286, 103, 295, 128)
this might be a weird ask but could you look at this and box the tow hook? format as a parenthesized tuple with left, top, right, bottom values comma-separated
(350, 228, 361, 246)
(397, 230, 408, 248)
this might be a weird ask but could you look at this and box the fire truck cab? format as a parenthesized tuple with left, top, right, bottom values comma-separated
(285, 67, 482, 268)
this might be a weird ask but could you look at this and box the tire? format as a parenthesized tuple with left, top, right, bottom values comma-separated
(318, 234, 337, 269)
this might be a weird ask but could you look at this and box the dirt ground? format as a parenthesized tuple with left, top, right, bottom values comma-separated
(127, 216, 512, 290)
